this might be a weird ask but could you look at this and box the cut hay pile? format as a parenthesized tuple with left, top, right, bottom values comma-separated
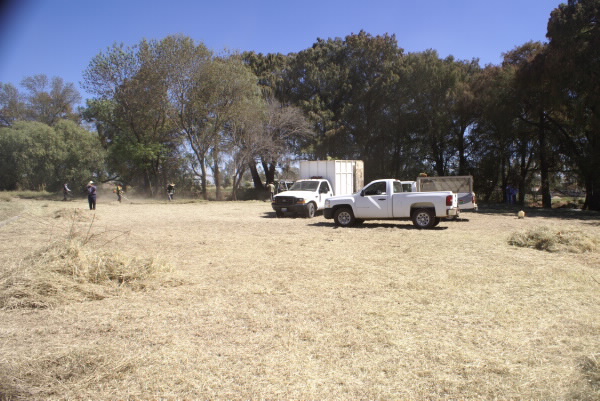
(508, 225, 599, 253)
(0, 237, 172, 309)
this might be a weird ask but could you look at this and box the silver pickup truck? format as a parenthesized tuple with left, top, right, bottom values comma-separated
(323, 179, 459, 228)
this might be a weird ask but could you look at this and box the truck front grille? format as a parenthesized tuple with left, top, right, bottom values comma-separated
(274, 196, 296, 205)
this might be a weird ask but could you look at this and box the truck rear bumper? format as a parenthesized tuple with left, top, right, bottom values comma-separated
(447, 208, 460, 217)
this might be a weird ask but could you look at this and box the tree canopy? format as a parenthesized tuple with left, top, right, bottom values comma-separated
(2, 1, 600, 209)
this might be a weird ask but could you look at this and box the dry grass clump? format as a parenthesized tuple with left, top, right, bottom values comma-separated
(52, 208, 89, 221)
(0, 345, 138, 400)
(0, 237, 172, 310)
(0, 192, 13, 202)
(508, 225, 599, 253)
(567, 353, 600, 401)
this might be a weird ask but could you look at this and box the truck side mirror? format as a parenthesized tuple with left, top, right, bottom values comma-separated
(360, 190, 365, 197)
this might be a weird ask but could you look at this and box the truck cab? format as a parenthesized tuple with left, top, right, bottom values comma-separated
(324, 179, 459, 228)
(272, 179, 333, 218)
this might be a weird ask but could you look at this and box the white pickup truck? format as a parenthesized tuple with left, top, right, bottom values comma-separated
(272, 179, 333, 218)
(323, 179, 459, 228)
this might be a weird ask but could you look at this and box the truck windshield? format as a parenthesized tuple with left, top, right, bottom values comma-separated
(290, 181, 319, 191)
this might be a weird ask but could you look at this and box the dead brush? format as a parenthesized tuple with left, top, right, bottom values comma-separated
(0, 211, 173, 310)
(508, 225, 599, 253)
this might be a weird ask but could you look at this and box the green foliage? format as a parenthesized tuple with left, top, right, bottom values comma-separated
(0, 120, 105, 191)
(3, 1, 594, 208)
(83, 39, 183, 194)
(0, 82, 26, 126)
(546, 0, 600, 210)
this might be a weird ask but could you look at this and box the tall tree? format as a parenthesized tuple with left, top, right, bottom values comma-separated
(285, 31, 403, 180)
(255, 99, 314, 187)
(0, 82, 26, 126)
(471, 65, 520, 202)
(546, 0, 600, 210)
(162, 35, 214, 199)
(403, 51, 460, 176)
(506, 42, 557, 208)
(83, 41, 179, 195)
(204, 55, 265, 200)
(20, 75, 81, 125)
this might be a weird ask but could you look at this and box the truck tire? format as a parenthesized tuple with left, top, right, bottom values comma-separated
(305, 202, 316, 218)
(334, 207, 355, 227)
(412, 208, 436, 229)
(275, 209, 284, 218)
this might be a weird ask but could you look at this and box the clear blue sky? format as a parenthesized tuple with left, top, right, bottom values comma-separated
(1, 0, 560, 102)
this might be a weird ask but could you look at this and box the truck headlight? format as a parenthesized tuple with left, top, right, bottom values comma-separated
(295, 198, 306, 204)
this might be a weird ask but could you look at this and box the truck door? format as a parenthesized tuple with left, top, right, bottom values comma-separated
(355, 181, 390, 218)
(317, 181, 333, 209)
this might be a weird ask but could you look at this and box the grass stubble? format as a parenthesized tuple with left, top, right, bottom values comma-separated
(0, 197, 599, 400)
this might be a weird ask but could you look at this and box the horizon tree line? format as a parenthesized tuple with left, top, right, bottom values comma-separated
(1, 0, 598, 210)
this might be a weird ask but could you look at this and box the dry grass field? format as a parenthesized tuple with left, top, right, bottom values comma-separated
(1, 194, 599, 400)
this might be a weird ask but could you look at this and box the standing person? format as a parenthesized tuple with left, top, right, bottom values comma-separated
(62, 183, 71, 201)
(267, 182, 275, 201)
(87, 181, 97, 210)
(166, 183, 175, 201)
(506, 185, 514, 205)
(114, 183, 123, 203)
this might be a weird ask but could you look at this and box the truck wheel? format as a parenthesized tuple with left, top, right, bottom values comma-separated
(412, 208, 436, 229)
(305, 202, 316, 218)
(334, 207, 355, 227)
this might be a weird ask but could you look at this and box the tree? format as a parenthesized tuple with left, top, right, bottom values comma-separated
(204, 55, 266, 200)
(20, 75, 81, 125)
(83, 40, 179, 195)
(470, 65, 520, 201)
(0, 82, 26, 126)
(251, 99, 314, 188)
(0, 120, 105, 191)
(284, 32, 404, 180)
(546, 0, 600, 210)
(506, 42, 558, 208)
(161, 35, 215, 199)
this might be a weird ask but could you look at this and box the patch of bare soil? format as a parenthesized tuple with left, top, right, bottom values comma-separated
(1, 198, 599, 400)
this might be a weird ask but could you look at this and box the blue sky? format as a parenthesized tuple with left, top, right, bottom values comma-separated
(1, 0, 560, 102)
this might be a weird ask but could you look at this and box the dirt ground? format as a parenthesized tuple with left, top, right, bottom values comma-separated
(1, 196, 599, 400)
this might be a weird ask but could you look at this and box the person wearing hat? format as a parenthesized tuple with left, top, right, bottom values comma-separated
(114, 183, 123, 203)
(86, 181, 97, 210)
(166, 183, 175, 201)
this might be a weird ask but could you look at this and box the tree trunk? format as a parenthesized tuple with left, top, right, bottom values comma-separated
(249, 163, 263, 189)
(457, 123, 467, 176)
(213, 149, 221, 200)
(500, 155, 508, 204)
(584, 177, 600, 211)
(539, 112, 552, 208)
(200, 160, 207, 200)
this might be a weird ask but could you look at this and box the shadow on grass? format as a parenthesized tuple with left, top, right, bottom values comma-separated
(263, 212, 462, 229)
(477, 204, 600, 224)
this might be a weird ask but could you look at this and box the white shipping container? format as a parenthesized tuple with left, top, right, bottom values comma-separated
(299, 160, 364, 196)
